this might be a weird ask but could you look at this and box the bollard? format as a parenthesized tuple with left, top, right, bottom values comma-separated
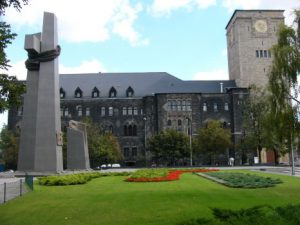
(3, 182, 6, 203)
(20, 179, 22, 196)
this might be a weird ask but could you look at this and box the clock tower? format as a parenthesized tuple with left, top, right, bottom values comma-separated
(226, 10, 284, 88)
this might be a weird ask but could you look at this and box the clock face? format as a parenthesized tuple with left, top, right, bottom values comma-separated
(254, 20, 267, 33)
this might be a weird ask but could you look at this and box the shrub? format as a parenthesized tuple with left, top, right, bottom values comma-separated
(179, 204, 300, 225)
(38, 171, 131, 186)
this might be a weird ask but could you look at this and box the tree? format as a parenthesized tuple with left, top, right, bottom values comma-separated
(268, 10, 300, 167)
(240, 86, 269, 164)
(148, 129, 189, 166)
(194, 120, 232, 165)
(82, 118, 123, 167)
(0, 0, 28, 112)
(0, 125, 19, 169)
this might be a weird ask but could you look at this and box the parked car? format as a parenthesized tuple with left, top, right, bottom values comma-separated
(112, 164, 121, 168)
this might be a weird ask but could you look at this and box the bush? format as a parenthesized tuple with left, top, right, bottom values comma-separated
(204, 172, 282, 188)
(179, 204, 300, 225)
(129, 169, 169, 179)
(38, 171, 131, 186)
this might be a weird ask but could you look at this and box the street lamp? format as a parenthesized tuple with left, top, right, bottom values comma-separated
(185, 117, 193, 167)
(143, 117, 147, 167)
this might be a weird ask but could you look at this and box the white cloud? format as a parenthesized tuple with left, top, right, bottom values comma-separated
(4, 0, 147, 46)
(150, 0, 216, 16)
(59, 59, 106, 74)
(193, 69, 229, 80)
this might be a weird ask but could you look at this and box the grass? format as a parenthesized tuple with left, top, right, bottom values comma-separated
(0, 170, 300, 225)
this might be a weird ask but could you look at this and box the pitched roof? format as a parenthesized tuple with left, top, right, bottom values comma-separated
(59, 72, 236, 98)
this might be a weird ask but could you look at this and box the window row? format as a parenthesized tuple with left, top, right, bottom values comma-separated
(123, 147, 138, 157)
(61, 106, 142, 117)
(202, 102, 229, 112)
(167, 100, 192, 112)
(255, 50, 271, 58)
(60, 86, 135, 99)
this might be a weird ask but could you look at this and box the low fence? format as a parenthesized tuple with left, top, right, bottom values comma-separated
(0, 176, 33, 204)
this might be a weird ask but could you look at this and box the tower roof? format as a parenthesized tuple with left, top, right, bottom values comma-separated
(225, 9, 284, 29)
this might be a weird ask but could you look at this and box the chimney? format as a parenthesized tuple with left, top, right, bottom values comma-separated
(220, 82, 224, 93)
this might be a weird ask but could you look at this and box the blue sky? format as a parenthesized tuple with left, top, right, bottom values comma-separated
(1, 0, 300, 126)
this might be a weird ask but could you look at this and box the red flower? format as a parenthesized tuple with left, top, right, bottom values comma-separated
(125, 169, 219, 182)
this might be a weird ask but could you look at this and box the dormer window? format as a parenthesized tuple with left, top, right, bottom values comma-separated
(92, 87, 99, 98)
(109, 87, 117, 98)
(75, 87, 82, 98)
(60, 88, 65, 99)
(126, 86, 134, 97)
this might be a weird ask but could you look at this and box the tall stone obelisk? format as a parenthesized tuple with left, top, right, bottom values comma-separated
(18, 12, 63, 172)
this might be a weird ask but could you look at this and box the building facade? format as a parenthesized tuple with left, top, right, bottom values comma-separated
(8, 10, 286, 166)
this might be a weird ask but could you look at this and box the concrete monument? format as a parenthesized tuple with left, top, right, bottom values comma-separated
(18, 12, 63, 172)
(67, 120, 90, 170)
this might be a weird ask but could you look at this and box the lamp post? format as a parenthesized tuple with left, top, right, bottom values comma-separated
(186, 117, 193, 167)
(143, 117, 147, 167)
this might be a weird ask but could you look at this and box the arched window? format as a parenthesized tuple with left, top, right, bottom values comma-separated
(76, 105, 82, 116)
(132, 125, 137, 136)
(126, 86, 134, 97)
(108, 107, 113, 116)
(203, 103, 207, 112)
(178, 119, 182, 126)
(124, 125, 128, 136)
(128, 125, 133, 136)
(123, 123, 137, 136)
(101, 107, 105, 116)
(63, 107, 69, 117)
(75, 87, 82, 98)
(60, 88, 66, 99)
(109, 87, 117, 98)
(92, 87, 99, 98)
(86, 107, 90, 116)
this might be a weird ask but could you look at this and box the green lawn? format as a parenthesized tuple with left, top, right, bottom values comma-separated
(1, 171, 300, 225)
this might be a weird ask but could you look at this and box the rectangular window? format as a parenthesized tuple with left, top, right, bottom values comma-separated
(268, 50, 271, 58)
(213, 103, 218, 112)
(122, 107, 127, 115)
(177, 101, 181, 111)
(186, 101, 191, 111)
(171, 101, 176, 111)
(133, 107, 138, 115)
(109, 107, 113, 116)
(203, 103, 207, 112)
(256, 50, 259, 58)
(128, 107, 132, 115)
(101, 107, 105, 116)
(264, 50, 267, 58)
(260, 50, 263, 58)
(224, 103, 229, 111)
(182, 100, 186, 111)
(60, 109, 63, 117)
(140, 109, 143, 115)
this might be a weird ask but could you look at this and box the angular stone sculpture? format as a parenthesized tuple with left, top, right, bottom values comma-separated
(67, 120, 90, 170)
(18, 12, 63, 172)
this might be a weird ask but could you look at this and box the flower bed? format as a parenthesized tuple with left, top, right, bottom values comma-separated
(202, 172, 283, 188)
(125, 169, 219, 182)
